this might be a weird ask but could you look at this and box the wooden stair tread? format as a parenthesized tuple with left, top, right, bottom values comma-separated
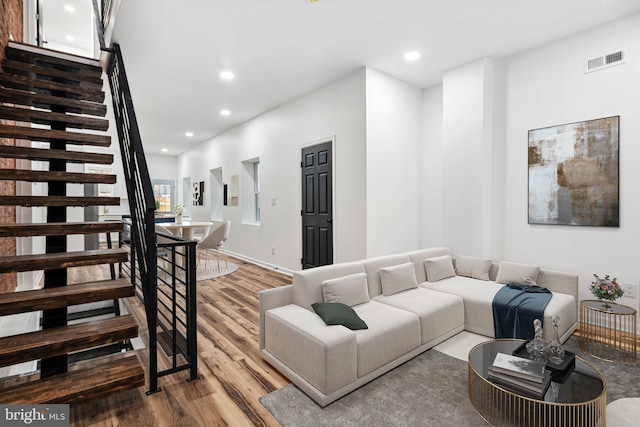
(0, 145, 113, 164)
(0, 105, 108, 130)
(0, 124, 110, 147)
(0, 87, 107, 116)
(0, 195, 120, 207)
(0, 315, 138, 368)
(1, 59, 103, 88)
(0, 105, 108, 131)
(0, 353, 144, 405)
(5, 45, 103, 77)
(0, 248, 128, 273)
(0, 72, 105, 103)
(0, 168, 117, 184)
(0, 221, 124, 237)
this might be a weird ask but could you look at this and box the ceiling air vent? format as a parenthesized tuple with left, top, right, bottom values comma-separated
(584, 50, 627, 73)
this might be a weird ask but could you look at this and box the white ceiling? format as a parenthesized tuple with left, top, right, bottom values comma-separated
(41, 0, 95, 57)
(106, 0, 640, 155)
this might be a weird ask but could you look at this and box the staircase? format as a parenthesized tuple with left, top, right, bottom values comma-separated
(0, 42, 144, 404)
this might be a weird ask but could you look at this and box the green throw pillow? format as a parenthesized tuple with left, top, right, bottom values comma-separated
(311, 302, 368, 330)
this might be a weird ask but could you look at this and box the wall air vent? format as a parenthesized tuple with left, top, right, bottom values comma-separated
(584, 50, 627, 73)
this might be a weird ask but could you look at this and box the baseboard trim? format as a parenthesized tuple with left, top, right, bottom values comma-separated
(224, 250, 293, 276)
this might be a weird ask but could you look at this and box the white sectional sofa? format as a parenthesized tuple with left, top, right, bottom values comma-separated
(259, 247, 578, 407)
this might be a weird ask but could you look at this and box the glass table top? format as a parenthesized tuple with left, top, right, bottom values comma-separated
(469, 339, 604, 403)
(582, 299, 637, 315)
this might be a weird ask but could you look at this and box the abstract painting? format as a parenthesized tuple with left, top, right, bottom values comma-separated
(528, 116, 619, 227)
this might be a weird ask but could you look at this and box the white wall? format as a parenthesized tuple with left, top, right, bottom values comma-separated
(421, 84, 444, 248)
(365, 68, 423, 256)
(502, 14, 640, 310)
(442, 58, 498, 257)
(177, 69, 367, 271)
(146, 153, 177, 184)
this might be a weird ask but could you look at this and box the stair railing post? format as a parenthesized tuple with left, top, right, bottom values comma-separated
(145, 208, 159, 394)
(186, 241, 200, 382)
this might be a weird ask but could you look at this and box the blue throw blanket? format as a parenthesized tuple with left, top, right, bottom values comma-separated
(492, 284, 552, 340)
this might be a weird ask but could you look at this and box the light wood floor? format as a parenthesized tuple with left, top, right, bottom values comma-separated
(70, 253, 291, 426)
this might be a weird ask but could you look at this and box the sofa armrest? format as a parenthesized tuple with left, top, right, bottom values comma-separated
(537, 269, 578, 298)
(259, 285, 293, 350)
(537, 269, 579, 316)
(264, 304, 357, 395)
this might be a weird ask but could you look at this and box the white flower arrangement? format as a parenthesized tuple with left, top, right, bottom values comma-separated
(173, 204, 185, 215)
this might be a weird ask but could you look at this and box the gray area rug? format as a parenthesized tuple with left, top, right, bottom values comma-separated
(260, 337, 640, 427)
(562, 337, 640, 404)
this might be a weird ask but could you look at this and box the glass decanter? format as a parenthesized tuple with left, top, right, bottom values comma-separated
(547, 315, 565, 365)
(526, 319, 548, 362)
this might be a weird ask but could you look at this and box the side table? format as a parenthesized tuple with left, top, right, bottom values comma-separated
(580, 300, 637, 364)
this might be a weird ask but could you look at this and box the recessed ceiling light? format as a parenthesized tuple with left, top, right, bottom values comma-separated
(219, 71, 235, 80)
(161, 148, 168, 153)
(64, 4, 75, 12)
(185, 132, 194, 137)
(404, 51, 421, 62)
(65, 35, 75, 41)
(220, 109, 231, 116)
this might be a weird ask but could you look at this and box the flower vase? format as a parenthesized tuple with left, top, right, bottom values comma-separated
(176, 214, 183, 224)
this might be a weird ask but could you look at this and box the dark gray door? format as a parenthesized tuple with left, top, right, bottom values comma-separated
(301, 142, 333, 269)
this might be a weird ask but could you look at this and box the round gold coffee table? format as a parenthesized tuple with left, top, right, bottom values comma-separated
(468, 339, 606, 427)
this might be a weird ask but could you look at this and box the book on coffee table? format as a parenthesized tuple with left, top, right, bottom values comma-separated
(491, 352, 546, 383)
(487, 367, 552, 398)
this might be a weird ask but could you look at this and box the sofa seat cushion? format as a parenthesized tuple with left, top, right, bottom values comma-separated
(264, 304, 357, 395)
(374, 288, 464, 345)
(352, 301, 421, 377)
(421, 276, 505, 337)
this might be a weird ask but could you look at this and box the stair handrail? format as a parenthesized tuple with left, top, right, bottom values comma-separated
(105, 43, 161, 394)
(92, 0, 118, 52)
(91, 0, 109, 52)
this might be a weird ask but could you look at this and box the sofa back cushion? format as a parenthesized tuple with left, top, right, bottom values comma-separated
(322, 273, 370, 306)
(424, 255, 457, 282)
(293, 262, 366, 310)
(405, 247, 451, 283)
(454, 255, 492, 280)
(361, 254, 412, 298)
(495, 261, 540, 285)
(379, 262, 418, 296)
